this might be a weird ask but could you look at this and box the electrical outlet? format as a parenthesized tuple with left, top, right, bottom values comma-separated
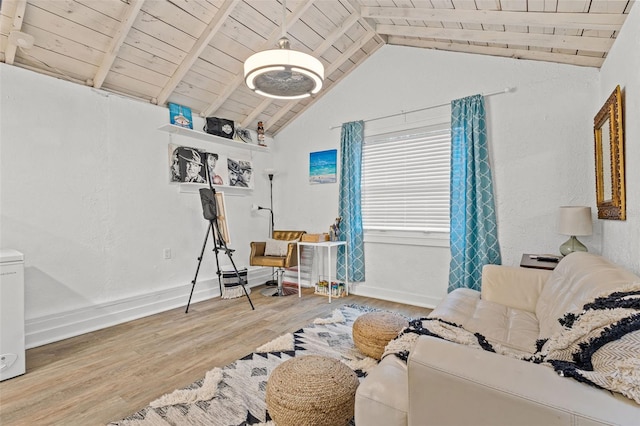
(163, 248, 171, 259)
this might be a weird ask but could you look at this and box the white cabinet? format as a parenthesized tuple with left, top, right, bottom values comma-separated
(0, 249, 25, 381)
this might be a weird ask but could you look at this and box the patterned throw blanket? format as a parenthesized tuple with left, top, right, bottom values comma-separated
(383, 284, 640, 404)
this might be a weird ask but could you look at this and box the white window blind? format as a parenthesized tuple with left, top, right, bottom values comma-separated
(361, 126, 451, 232)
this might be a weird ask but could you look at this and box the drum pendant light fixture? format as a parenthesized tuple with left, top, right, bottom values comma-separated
(244, 0, 324, 100)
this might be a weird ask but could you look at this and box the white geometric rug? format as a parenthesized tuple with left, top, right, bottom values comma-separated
(109, 305, 379, 426)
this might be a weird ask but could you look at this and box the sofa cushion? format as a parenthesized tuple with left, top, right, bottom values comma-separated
(481, 264, 550, 313)
(429, 288, 539, 353)
(535, 252, 640, 340)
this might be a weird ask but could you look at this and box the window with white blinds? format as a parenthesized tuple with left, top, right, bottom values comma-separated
(361, 125, 451, 233)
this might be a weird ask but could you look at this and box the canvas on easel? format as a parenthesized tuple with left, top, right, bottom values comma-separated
(199, 189, 230, 244)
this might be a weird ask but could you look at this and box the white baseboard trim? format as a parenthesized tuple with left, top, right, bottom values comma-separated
(25, 269, 271, 349)
(350, 284, 442, 310)
(25, 270, 438, 349)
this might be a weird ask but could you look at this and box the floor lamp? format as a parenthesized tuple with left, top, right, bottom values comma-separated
(265, 169, 276, 286)
(251, 204, 274, 237)
(265, 168, 275, 235)
(253, 169, 277, 287)
(251, 203, 275, 287)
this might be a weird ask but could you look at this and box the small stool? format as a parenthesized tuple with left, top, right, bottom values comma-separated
(352, 312, 408, 360)
(266, 355, 359, 426)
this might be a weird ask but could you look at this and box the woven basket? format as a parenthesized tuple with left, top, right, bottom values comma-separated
(352, 312, 408, 360)
(266, 355, 359, 426)
(221, 268, 249, 299)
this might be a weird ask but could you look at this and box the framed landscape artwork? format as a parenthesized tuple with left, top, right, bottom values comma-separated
(309, 149, 337, 184)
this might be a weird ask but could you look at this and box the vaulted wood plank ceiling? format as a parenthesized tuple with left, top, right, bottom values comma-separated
(0, 0, 634, 135)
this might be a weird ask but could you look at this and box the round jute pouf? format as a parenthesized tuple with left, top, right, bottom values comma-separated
(352, 312, 408, 360)
(265, 355, 359, 426)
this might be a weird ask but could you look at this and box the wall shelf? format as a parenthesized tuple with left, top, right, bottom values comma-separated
(158, 124, 269, 152)
(177, 183, 250, 195)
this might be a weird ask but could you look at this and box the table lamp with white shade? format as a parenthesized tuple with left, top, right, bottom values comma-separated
(558, 206, 593, 256)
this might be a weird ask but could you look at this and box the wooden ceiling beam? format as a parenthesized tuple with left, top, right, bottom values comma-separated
(312, 12, 361, 57)
(240, 12, 362, 129)
(156, 0, 241, 106)
(3, 0, 28, 65)
(343, 0, 387, 44)
(92, 0, 144, 89)
(388, 36, 604, 67)
(272, 35, 384, 135)
(362, 7, 627, 31)
(376, 24, 614, 52)
(264, 31, 377, 133)
(200, 0, 316, 118)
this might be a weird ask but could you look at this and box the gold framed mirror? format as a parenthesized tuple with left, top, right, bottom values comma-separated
(594, 85, 625, 220)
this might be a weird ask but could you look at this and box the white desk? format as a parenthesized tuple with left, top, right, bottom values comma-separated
(297, 241, 348, 303)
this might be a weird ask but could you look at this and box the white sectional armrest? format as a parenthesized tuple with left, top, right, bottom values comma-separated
(355, 355, 409, 426)
(407, 336, 640, 426)
(481, 264, 551, 312)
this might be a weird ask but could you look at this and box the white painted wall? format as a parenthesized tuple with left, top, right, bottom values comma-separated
(274, 45, 603, 307)
(598, 2, 640, 273)
(2, 8, 638, 345)
(0, 65, 275, 347)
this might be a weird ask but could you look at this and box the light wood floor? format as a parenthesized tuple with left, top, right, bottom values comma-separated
(0, 286, 432, 426)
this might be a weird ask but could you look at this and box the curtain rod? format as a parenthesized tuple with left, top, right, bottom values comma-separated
(329, 87, 514, 130)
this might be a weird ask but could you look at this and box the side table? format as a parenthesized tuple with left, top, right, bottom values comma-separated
(520, 253, 561, 271)
(297, 241, 348, 303)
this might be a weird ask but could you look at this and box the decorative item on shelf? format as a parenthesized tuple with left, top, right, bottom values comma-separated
(257, 121, 266, 146)
(168, 103, 193, 129)
(204, 116, 234, 139)
(558, 206, 593, 256)
(243, 0, 324, 100)
(329, 217, 342, 241)
(233, 127, 253, 144)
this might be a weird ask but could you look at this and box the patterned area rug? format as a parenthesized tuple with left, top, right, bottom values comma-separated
(109, 305, 379, 426)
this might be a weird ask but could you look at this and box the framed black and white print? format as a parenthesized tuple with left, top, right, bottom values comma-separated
(227, 158, 253, 188)
(169, 145, 207, 184)
(205, 152, 229, 186)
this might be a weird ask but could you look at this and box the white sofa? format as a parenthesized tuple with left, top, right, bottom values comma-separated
(355, 252, 640, 425)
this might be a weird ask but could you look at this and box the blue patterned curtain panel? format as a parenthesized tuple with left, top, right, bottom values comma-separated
(337, 121, 365, 282)
(448, 94, 501, 292)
